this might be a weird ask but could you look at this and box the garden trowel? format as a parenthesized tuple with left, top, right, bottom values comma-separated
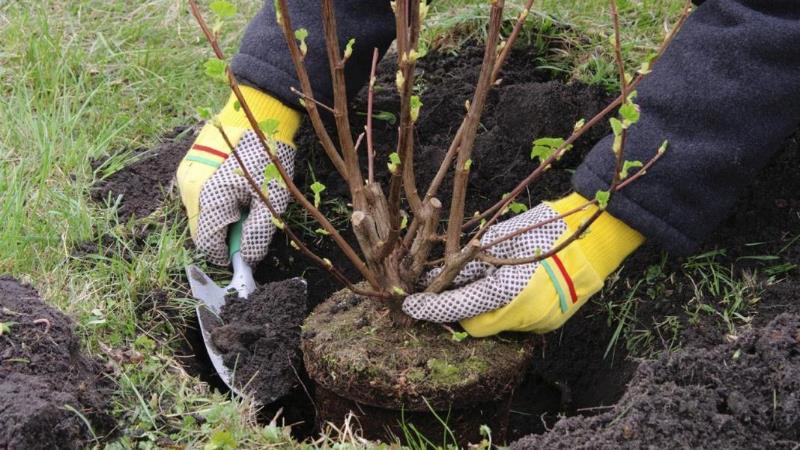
(185, 214, 254, 397)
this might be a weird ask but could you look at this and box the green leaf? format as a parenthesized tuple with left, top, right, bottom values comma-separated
(204, 430, 236, 450)
(530, 137, 568, 163)
(263, 164, 286, 189)
(620, 160, 643, 179)
(594, 190, 611, 209)
(619, 102, 640, 125)
(310, 181, 326, 207)
(209, 0, 237, 19)
(388, 152, 401, 173)
(509, 202, 528, 214)
(464, 159, 473, 170)
(573, 118, 586, 132)
(204, 58, 227, 82)
(410, 95, 422, 122)
(0, 322, 15, 336)
(258, 118, 280, 137)
(197, 107, 213, 120)
(609, 117, 623, 136)
(395, 70, 405, 91)
(400, 214, 408, 230)
(271, 216, 285, 230)
(372, 110, 397, 125)
(294, 28, 309, 56)
(232, 100, 241, 112)
(392, 286, 407, 296)
(314, 228, 330, 236)
(344, 38, 356, 59)
(451, 331, 469, 342)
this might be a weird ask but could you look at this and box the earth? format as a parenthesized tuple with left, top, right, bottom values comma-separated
(81, 35, 800, 449)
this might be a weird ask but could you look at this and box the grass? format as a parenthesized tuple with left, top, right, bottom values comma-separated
(0, 0, 728, 448)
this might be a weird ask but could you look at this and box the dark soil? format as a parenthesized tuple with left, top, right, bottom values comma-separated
(0, 276, 115, 450)
(302, 287, 536, 445)
(91, 126, 196, 220)
(512, 313, 800, 449)
(210, 278, 307, 404)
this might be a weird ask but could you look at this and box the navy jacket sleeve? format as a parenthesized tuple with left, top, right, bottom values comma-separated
(573, 0, 800, 254)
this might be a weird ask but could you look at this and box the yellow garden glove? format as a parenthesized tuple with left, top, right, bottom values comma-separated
(176, 86, 301, 266)
(402, 193, 644, 337)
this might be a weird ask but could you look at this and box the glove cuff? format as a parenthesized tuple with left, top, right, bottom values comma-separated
(217, 85, 302, 144)
(548, 192, 644, 279)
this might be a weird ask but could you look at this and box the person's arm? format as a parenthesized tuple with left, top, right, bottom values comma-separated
(574, 0, 800, 255)
(231, 0, 396, 110)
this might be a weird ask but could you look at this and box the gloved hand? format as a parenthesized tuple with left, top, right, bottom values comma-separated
(402, 193, 644, 337)
(176, 86, 301, 266)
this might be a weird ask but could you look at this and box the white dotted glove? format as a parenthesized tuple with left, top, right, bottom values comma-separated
(402, 203, 566, 323)
(196, 131, 294, 266)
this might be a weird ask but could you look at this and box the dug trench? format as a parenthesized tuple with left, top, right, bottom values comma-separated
(84, 37, 800, 447)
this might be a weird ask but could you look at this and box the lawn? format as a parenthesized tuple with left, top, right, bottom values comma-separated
(5, 1, 796, 448)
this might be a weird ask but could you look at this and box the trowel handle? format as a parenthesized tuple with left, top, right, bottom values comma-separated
(228, 211, 256, 298)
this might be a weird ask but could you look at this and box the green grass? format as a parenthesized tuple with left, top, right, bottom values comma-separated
(0, 0, 691, 448)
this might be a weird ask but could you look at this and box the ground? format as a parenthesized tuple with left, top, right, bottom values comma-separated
(2, 1, 798, 449)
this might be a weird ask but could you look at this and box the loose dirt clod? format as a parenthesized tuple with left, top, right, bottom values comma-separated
(0, 276, 114, 450)
(210, 278, 307, 404)
(512, 313, 800, 449)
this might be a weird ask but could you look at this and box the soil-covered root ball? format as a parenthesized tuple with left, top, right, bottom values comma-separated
(210, 278, 307, 404)
(0, 276, 115, 450)
(302, 287, 536, 446)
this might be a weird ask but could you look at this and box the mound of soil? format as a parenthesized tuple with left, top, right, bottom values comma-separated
(210, 278, 307, 404)
(512, 313, 800, 449)
(0, 276, 114, 450)
(91, 126, 196, 220)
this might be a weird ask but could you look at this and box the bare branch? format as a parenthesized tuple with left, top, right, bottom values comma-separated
(366, 47, 380, 185)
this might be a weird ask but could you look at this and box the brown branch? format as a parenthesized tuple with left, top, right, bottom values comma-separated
(444, 0, 505, 257)
(366, 47, 379, 184)
(425, 240, 482, 293)
(274, 0, 348, 179)
(609, 0, 628, 188)
(320, 0, 365, 208)
(289, 86, 335, 114)
(491, 0, 535, 83)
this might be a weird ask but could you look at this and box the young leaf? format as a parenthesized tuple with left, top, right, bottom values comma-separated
(451, 331, 469, 342)
(197, 107, 213, 120)
(310, 181, 326, 207)
(344, 38, 356, 59)
(294, 28, 309, 56)
(573, 118, 586, 132)
(315, 228, 330, 236)
(372, 110, 397, 125)
(410, 95, 422, 122)
(387, 152, 401, 173)
(400, 214, 408, 230)
(209, 0, 237, 19)
(609, 117, 623, 136)
(271, 216, 285, 230)
(594, 190, 611, 209)
(204, 58, 227, 82)
(509, 202, 528, 214)
(392, 286, 407, 296)
(620, 160, 643, 179)
(232, 100, 241, 112)
(259, 118, 280, 137)
(464, 159, 473, 170)
(263, 164, 286, 189)
(619, 102, 640, 125)
(530, 137, 568, 163)
(0, 322, 15, 336)
(395, 70, 405, 91)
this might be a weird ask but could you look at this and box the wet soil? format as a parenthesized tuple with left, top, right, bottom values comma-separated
(302, 287, 536, 445)
(0, 276, 114, 450)
(91, 126, 196, 220)
(210, 278, 308, 404)
(512, 313, 800, 449)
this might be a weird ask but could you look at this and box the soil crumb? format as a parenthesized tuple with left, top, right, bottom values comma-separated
(91, 126, 196, 220)
(511, 313, 800, 449)
(210, 278, 307, 404)
(0, 276, 114, 450)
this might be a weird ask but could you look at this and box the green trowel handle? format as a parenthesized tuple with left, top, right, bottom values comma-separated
(228, 210, 249, 260)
